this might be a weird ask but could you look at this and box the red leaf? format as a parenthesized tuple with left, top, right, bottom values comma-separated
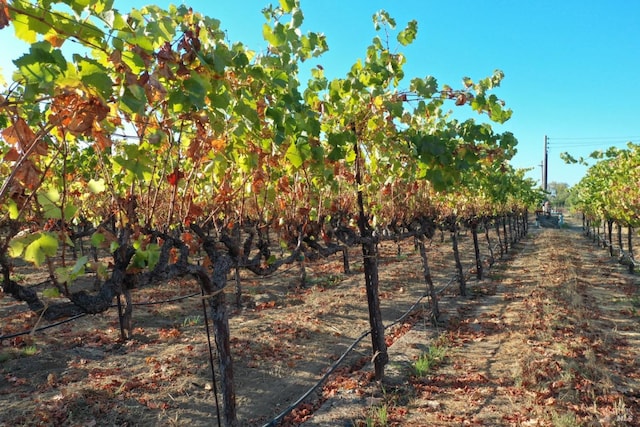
(167, 169, 184, 186)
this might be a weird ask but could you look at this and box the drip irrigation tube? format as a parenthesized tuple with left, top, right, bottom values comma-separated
(0, 292, 201, 340)
(0, 313, 87, 340)
(260, 272, 459, 427)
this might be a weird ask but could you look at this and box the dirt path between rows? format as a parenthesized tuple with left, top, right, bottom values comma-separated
(307, 223, 640, 426)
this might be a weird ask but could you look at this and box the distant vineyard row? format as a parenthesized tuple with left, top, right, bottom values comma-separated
(566, 143, 640, 271)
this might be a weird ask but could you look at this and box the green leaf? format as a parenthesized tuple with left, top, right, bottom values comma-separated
(310, 144, 324, 163)
(75, 56, 113, 100)
(112, 144, 153, 183)
(72, 256, 89, 275)
(183, 73, 212, 109)
(279, 0, 296, 12)
(37, 188, 61, 219)
(63, 204, 78, 221)
(42, 287, 61, 298)
(410, 76, 438, 98)
(91, 232, 106, 247)
(121, 85, 147, 115)
(120, 50, 146, 74)
(14, 42, 67, 85)
(95, 0, 116, 14)
(145, 244, 161, 270)
(263, 23, 286, 47)
(128, 35, 154, 52)
(36, 188, 76, 221)
(8, 235, 31, 258)
(286, 138, 310, 168)
(130, 241, 161, 270)
(88, 178, 106, 194)
(24, 232, 58, 267)
(11, 6, 50, 43)
(168, 91, 187, 113)
(397, 20, 418, 46)
(291, 8, 304, 29)
(7, 200, 20, 220)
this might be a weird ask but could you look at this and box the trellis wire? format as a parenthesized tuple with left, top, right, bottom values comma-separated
(0, 292, 201, 340)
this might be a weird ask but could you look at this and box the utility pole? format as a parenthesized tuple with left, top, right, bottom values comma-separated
(542, 135, 548, 192)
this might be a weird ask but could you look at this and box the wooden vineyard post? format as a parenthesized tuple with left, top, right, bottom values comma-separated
(607, 219, 614, 257)
(354, 137, 388, 381)
(628, 225, 635, 274)
(484, 219, 495, 266)
(450, 219, 467, 296)
(509, 214, 516, 244)
(417, 235, 440, 321)
(495, 217, 504, 258)
(502, 215, 509, 254)
(470, 219, 483, 280)
(617, 223, 623, 254)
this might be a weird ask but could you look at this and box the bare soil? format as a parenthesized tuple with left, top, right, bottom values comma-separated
(1, 217, 639, 426)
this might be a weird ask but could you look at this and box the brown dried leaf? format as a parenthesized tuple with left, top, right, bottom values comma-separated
(51, 93, 110, 137)
(3, 147, 20, 161)
(144, 74, 167, 103)
(2, 118, 46, 156)
(92, 128, 112, 151)
(14, 158, 42, 190)
(0, 0, 10, 30)
(67, 113, 94, 135)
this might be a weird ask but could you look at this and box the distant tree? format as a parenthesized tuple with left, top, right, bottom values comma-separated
(548, 182, 571, 210)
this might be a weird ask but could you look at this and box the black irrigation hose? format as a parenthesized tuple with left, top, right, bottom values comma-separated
(260, 234, 515, 427)
(0, 292, 201, 341)
(0, 312, 87, 340)
(261, 272, 460, 427)
(127, 292, 200, 306)
(262, 328, 372, 427)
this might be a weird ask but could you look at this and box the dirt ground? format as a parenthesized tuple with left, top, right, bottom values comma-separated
(1, 216, 639, 426)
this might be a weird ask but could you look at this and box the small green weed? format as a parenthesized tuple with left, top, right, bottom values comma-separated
(182, 315, 203, 327)
(10, 273, 26, 282)
(308, 274, 343, 289)
(22, 345, 38, 356)
(413, 343, 447, 377)
(363, 403, 388, 427)
(551, 411, 579, 427)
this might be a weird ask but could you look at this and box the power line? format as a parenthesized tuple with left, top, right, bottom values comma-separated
(547, 136, 640, 150)
(548, 135, 640, 141)
(550, 141, 639, 149)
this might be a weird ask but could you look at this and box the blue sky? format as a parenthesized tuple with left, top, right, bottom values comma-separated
(1, 0, 639, 187)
